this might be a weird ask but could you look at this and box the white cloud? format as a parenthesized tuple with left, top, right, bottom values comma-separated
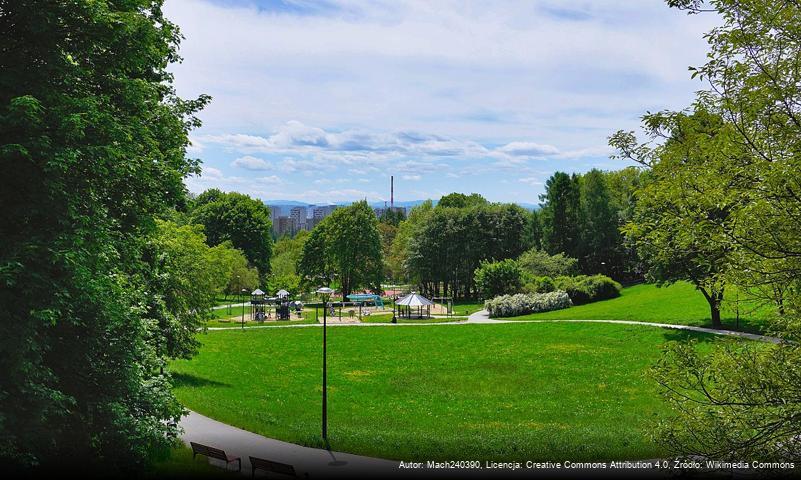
(231, 155, 271, 170)
(201, 166, 223, 179)
(498, 141, 559, 157)
(165, 0, 718, 203)
(519, 177, 544, 186)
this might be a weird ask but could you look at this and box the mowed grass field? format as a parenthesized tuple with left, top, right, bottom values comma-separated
(170, 322, 721, 462)
(506, 282, 775, 333)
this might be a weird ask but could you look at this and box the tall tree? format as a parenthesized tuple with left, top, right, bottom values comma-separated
(614, 0, 801, 462)
(189, 189, 273, 280)
(297, 201, 383, 297)
(540, 172, 582, 258)
(268, 230, 309, 294)
(0, 0, 208, 473)
(579, 169, 621, 277)
(613, 109, 737, 328)
(325, 201, 383, 297)
(388, 201, 433, 285)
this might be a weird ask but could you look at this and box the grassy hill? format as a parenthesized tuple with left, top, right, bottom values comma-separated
(504, 282, 775, 333)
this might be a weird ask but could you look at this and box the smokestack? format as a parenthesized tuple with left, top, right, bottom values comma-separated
(391, 175, 394, 209)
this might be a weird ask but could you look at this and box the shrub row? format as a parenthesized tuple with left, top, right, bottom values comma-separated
(484, 291, 572, 318)
(522, 274, 622, 305)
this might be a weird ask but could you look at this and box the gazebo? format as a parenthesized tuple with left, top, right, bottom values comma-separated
(394, 292, 434, 320)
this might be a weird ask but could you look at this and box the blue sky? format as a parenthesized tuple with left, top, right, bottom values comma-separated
(164, 0, 718, 204)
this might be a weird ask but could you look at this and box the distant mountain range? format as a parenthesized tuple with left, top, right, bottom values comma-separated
(263, 199, 539, 211)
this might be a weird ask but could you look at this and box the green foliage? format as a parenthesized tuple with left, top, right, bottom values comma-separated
(579, 169, 622, 276)
(517, 248, 578, 278)
(610, 0, 801, 461)
(297, 201, 383, 296)
(0, 0, 208, 473)
(652, 340, 801, 461)
(378, 207, 406, 226)
(387, 201, 433, 284)
(437, 192, 489, 209)
(553, 275, 622, 305)
(613, 109, 736, 327)
(146, 220, 227, 359)
(522, 276, 556, 294)
(538, 169, 644, 280)
(268, 231, 308, 295)
(404, 200, 531, 298)
(189, 189, 273, 279)
(473, 259, 523, 300)
(377, 222, 398, 281)
(540, 172, 582, 258)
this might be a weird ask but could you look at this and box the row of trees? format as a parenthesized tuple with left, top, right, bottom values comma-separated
(389, 194, 534, 298)
(538, 167, 644, 280)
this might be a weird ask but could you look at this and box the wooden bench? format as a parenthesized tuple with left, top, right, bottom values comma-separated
(190, 441, 242, 472)
(249, 456, 308, 478)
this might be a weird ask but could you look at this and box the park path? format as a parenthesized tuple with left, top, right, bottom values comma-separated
(179, 411, 657, 478)
(207, 310, 782, 343)
(180, 410, 400, 477)
(465, 310, 782, 343)
(212, 302, 249, 310)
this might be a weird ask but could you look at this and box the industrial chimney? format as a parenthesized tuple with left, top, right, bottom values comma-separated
(391, 175, 394, 209)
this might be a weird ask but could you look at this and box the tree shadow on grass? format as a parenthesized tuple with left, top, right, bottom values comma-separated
(659, 329, 724, 345)
(171, 372, 231, 389)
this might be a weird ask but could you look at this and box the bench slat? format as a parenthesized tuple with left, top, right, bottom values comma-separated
(249, 456, 304, 478)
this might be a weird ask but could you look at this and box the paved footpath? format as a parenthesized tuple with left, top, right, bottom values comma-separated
(465, 310, 782, 343)
(180, 410, 400, 477)
(180, 411, 664, 478)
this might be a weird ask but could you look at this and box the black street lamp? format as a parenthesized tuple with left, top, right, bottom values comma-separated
(241, 288, 248, 330)
(316, 286, 334, 440)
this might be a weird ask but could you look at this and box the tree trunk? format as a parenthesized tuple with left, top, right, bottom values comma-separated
(698, 285, 724, 329)
(710, 302, 722, 329)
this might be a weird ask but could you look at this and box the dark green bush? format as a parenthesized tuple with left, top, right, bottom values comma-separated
(554, 274, 622, 305)
(474, 259, 523, 299)
(522, 276, 555, 294)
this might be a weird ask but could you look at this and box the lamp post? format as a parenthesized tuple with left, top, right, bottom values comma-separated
(316, 286, 334, 440)
(241, 288, 248, 330)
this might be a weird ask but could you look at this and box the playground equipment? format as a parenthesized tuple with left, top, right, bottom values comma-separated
(431, 296, 454, 317)
(250, 289, 266, 322)
(345, 294, 384, 309)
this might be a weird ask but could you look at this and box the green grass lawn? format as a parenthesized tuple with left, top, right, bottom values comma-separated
(210, 304, 249, 320)
(171, 322, 725, 462)
(502, 282, 775, 333)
